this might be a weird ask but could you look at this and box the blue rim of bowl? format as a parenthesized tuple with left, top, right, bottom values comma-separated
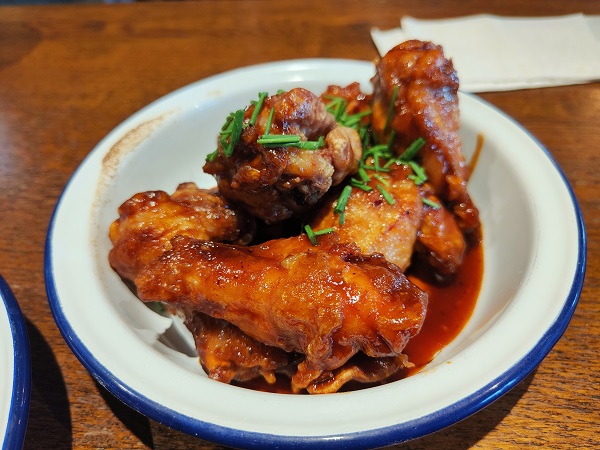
(1, 275, 31, 450)
(44, 62, 587, 448)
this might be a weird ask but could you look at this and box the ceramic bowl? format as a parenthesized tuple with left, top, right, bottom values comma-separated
(0, 275, 30, 449)
(45, 59, 586, 448)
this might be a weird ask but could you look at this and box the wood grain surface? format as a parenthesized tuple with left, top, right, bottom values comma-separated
(0, 1, 598, 448)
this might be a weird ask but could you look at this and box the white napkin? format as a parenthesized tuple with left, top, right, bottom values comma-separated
(371, 14, 600, 92)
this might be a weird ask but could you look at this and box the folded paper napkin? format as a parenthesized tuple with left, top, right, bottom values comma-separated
(371, 14, 600, 92)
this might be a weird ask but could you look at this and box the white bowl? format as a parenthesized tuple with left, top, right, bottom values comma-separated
(45, 59, 586, 448)
(0, 275, 30, 449)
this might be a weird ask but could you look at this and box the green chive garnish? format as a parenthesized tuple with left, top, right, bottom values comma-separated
(374, 174, 389, 186)
(249, 92, 268, 126)
(304, 224, 334, 246)
(399, 137, 426, 161)
(376, 183, 395, 205)
(384, 85, 399, 133)
(264, 106, 275, 134)
(350, 179, 373, 192)
(223, 109, 244, 157)
(206, 149, 219, 162)
(408, 160, 428, 184)
(422, 197, 441, 209)
(334, 185, 353, 216)
(357, 166, 371, 183)
(257, 134, 324, 150)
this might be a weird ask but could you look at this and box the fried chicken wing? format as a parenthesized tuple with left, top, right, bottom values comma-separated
(203, 88, 362, 223)
(371, 40, 480, 237)
(108, 182, 256, 281)
(182, 309, 295, 385)
(135, 233, 427, 393)
(310, 164, 425, 272)
(417, 184, 466, 275)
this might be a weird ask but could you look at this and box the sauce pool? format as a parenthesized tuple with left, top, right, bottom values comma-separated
(402, 240, 484, 375)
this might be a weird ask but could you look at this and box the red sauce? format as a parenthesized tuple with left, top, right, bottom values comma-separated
(402, 241, 484, 374)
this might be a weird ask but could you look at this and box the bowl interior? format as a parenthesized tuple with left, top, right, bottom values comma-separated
(92, 76, 534, 373)
(48, 59, 583, 445)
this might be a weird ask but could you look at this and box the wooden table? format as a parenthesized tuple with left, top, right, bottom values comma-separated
(1, 1, 598, 448)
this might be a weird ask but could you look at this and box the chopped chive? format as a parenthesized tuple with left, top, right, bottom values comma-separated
(220, 112, 235, 132)
(297, 136, 325, 150)
(258, 134, 302, 145)
(357, 166, 371, 183)
(384, 85, 399, 133)
(334, 185, 353, 216)
(408, 160, 428, 183)
(350, 178, 373, 192)
(408, 174, 425, 185)
(326, 97, 348, 121)
(383, 157, 399, 169)
(304, 225, 334, 246)
(422, 197, 441, 209)
(249, 92, 268, 126)
(315, 227, 335, 236)
(361, 164, 390, 173)
(376, 183, 395, 205)
(374, 174, 389, 186)
(206, 149, 219, 162)
(304, 224, 318, 245)
(264, 107, 275, 134)
(399, 137, 426, 161)
(342, 109, 372, 128)
(257, 134, 324, 150)
(223, 109, 245, 157)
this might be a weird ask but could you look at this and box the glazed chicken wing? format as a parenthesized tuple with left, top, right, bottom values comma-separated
(109, 183, 301, 385)
(135, 233, 427, 393)
(310, 164, 425, 272)
(108, 182, 256, 281)
(371, 40, 480, 237)
(310, 162, 465, 275)
(417, 184, 466, 275)
(203, 88, 362, 224)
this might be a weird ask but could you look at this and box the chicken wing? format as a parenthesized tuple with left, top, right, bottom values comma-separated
(371, 40, 480, 237)
(135, 233, 427, 393)
(203, 88, 362, 223)
(417, 184, 466, 275)
(310, 164, 425, 272)
(108, 182, 256, 281)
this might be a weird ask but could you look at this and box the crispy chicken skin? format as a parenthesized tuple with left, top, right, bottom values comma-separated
(135, 233, 427, 393)
(203, 88, 362, 224)
(108, 182, 256, 281)
(310, 164, 425, 272)
(371, 40, 480, 237)
(308, 354, 409, 394)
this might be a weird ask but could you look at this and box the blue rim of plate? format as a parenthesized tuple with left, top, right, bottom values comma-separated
(44, 60, 586, 448)
(1, 275, 31, 450)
